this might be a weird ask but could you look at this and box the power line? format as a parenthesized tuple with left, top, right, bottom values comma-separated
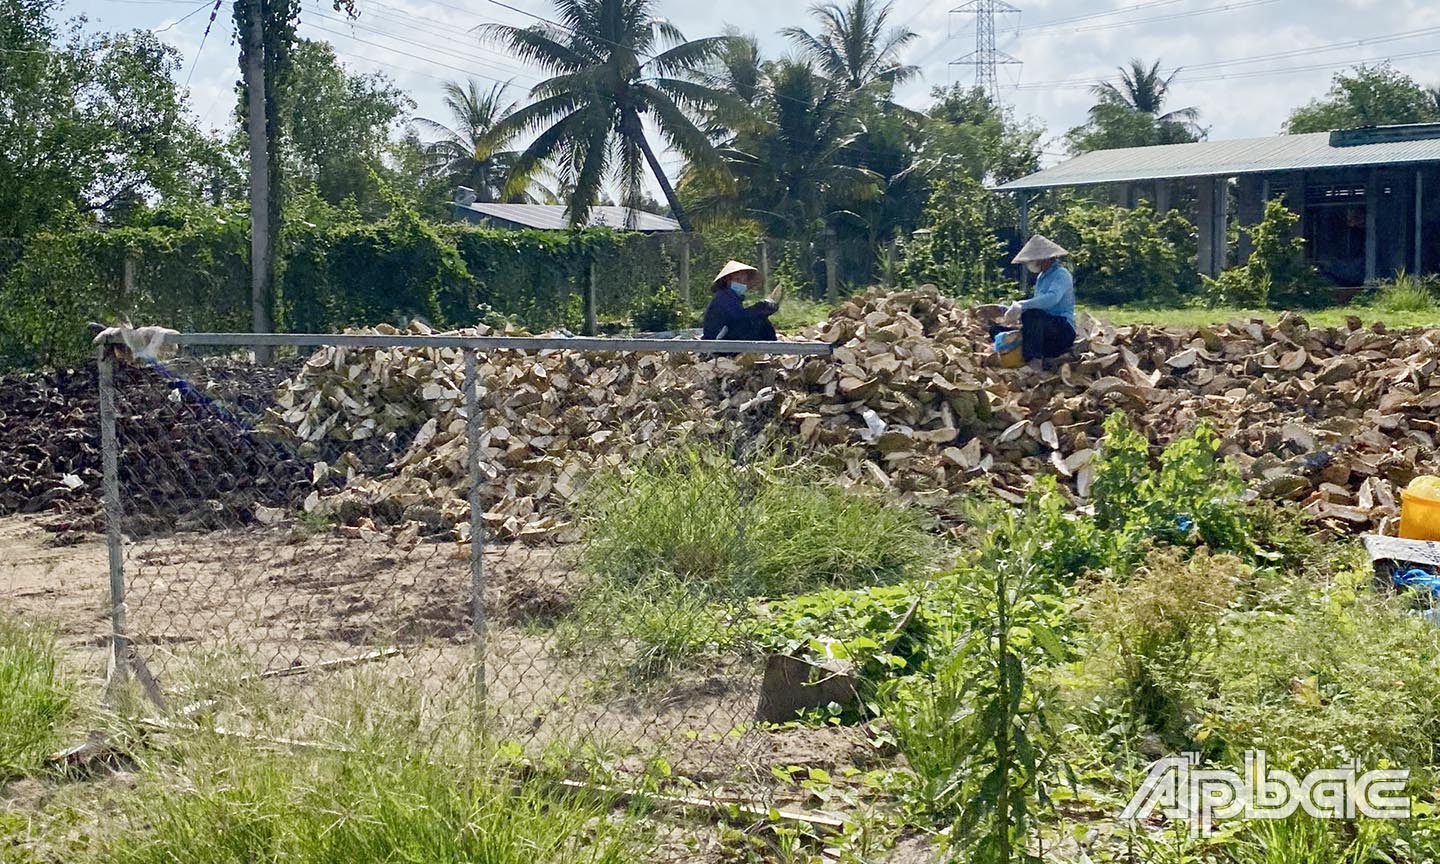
(154, 0, 214, 34)
(1016, 0, 1279, 37)
(303, 1, 541, 83)
(300, 18, 540, 90)
(1016, 24, 1440, 89)
(1012, 0, 1191, 33)
(181, 0, 226, 84)
(1180, 45, 1440, 84)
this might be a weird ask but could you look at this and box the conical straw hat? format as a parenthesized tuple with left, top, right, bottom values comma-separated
(1011, 235, 1069, 264)
(712, 260, 760, 290)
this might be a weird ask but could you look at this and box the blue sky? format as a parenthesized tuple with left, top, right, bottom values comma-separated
(67, 0, 1440, 186)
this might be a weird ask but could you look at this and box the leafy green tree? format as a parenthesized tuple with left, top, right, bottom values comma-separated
(922, 84, 1041, 185)
(1285, 63, 1440, 133)
(0, 0, 215, 238)
(1067, 59, 1203, 153)
(899, 172, 1005, 298)
(892, 86, 1040, 296)
(780, 0, 917, 94)
(705, 29, 765, 115)
(413, 80, 548, 205)
(483, 0, 731, 231)
(277, 39, 413, 213)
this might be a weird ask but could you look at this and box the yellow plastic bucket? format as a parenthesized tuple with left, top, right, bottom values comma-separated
(994, 331, 1025, 369)
(1399, 476, 1440, 541)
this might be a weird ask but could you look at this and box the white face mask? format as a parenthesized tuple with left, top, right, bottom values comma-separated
(1025, 262, 1043, 274)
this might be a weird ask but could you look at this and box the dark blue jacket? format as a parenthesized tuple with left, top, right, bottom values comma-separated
(701, 288, 778, 341)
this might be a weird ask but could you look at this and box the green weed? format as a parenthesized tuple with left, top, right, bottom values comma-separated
(1079, 548, 1247, 751)
(1373, 269, 1439, 313)
(880, 505, 1076, 851)
(567, 572, 734, 680)
(105, 736, 646, 864)
(579, 447, 935, 598)
(0, 618, 74, 781)
(1230, 812, 1389, 864)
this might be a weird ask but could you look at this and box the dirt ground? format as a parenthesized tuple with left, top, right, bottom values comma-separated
(0, 514, 871, 803)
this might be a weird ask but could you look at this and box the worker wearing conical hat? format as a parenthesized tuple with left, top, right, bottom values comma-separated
(701, 260, 782, 342)
(999, 235, 1077, 371)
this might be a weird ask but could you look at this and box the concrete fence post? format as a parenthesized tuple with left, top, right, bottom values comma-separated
(98, 347, 128, 694)
(464, 348, 488, 715)
(825, 227, 839, 302)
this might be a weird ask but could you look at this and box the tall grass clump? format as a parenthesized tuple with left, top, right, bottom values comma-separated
(578, 446, 935, 598)
(107, 738, 645, 864)
(0, 618, 74, 780)
(1373, 269, 1438, 313)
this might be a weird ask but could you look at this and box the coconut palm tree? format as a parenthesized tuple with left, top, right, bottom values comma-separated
(780, 0, 918, 93)
(482, 0, 732, 231)
(723, 59, 880, 236)
(1091, 58, 1200, 138)
(413, 80, 543, 202)
(708, 29, 765, 108)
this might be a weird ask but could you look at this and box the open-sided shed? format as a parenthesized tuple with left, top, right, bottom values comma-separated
(995, 123, 1440, 286)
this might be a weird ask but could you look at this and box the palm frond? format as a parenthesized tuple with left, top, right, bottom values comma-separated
(566, 110, 614, 227)
(646, 35, 728, 77)
(479, 22, 590, 74)
(637, 82, 724, 175)
(492, 92, 583, 140)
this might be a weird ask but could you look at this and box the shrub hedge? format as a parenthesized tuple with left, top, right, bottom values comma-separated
(0, 215, 689, 368)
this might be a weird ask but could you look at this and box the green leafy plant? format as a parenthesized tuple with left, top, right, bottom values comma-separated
(899, 171, 1007, 300)
(1092, 411, 1254, 566)
(882, 508, 1075, 860)
(1035, 199, 1199, 305)
(1205, 198, 1327, 309)
(754, 583, 937, 685)
(630, 284, 690, 332)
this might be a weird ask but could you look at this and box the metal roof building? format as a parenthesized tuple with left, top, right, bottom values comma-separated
(451, 200, 682, 234)
(996, 123, 1440, 285)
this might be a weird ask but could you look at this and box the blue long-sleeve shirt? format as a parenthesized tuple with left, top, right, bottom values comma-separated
(1018, 263, 1076, 328)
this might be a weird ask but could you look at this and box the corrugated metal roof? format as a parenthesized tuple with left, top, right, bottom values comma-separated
(995, 130, 1440, 191)
(455, 202, 681, 233)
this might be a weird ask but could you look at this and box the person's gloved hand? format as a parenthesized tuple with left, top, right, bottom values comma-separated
(753, 298, 780, 316)
(1002, 302, 1023, 325)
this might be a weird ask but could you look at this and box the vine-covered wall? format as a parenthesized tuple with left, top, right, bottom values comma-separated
(0, 216, 683, 368)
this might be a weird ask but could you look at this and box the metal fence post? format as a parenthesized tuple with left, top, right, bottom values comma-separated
(98, 347, 128, 690)
(464, 348, 488, 714)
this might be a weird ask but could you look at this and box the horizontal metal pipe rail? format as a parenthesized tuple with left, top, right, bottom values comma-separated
(99, 331, 834, 356)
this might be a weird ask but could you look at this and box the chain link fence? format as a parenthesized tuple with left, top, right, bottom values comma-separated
(95, 331, 849, 802)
